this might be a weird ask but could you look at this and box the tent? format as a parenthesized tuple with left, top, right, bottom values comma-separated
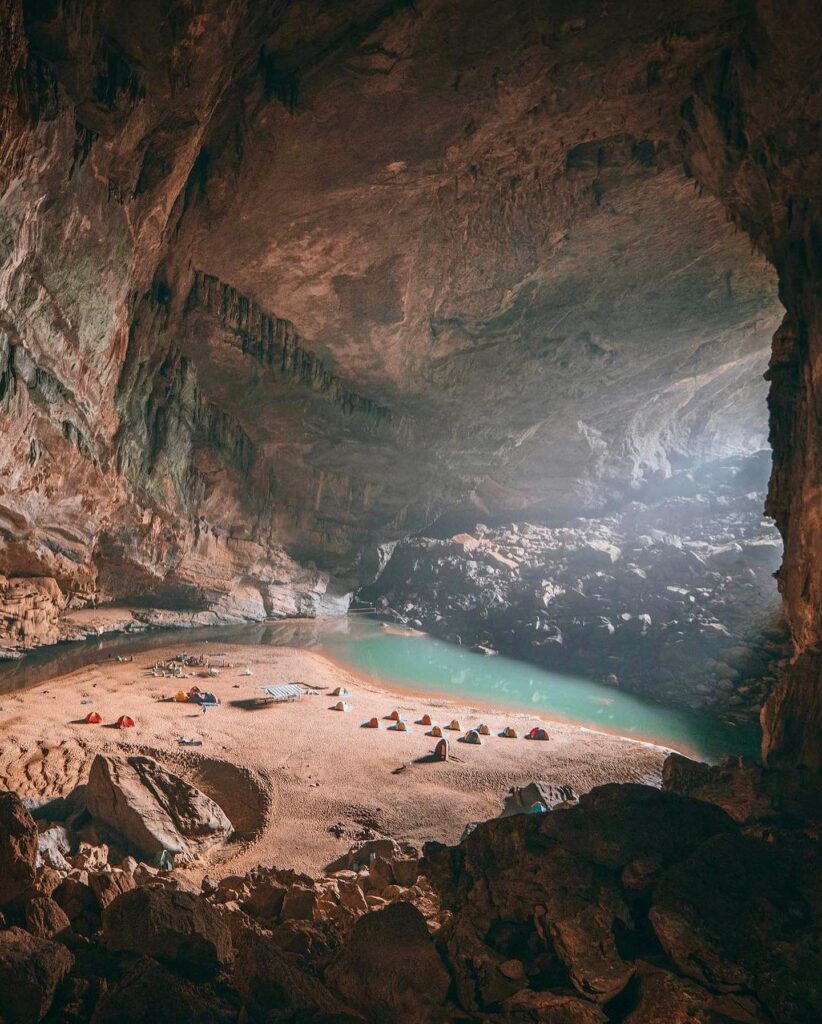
(527, 727, 550, 741)
(174, 691, 188, 703)
(388, 709, 401, 721)
(462, 729, 482, 745)
(364, 717, 380, 729)
(500, 725, 518, 739)
(84, 711, 102, 724)
(418, 713, 432, 726)
(116, 715, 135, 729)
(429, 725, 443, 737)
(190, 691, 220, 707)
(434, 738, 449, 761)
(331, 687, 350, 697)
(391, 719, 409, 732)
(477, 723, 491, 736)
(332, 701, 352, 712)
(446, 719, 461, 731)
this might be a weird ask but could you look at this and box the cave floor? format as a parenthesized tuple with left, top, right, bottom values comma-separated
(0, 639, 667, 876)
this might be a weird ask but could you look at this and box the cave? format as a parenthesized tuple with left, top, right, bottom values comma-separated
(0, 1, 820, 1022)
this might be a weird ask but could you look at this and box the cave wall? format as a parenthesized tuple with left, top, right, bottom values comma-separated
(0, 0, 819, 763)
(678, 0, 822, 766)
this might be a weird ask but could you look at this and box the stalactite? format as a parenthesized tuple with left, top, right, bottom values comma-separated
(187, 271, 393, 427)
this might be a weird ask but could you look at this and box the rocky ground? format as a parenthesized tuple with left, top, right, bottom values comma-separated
(360, 453, 790, 722)
(0, 753, 819, 1023)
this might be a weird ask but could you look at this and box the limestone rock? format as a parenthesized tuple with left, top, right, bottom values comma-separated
(649, 832, 822, 1022)
(88, 868, 137, 909)
(23, 896, 71, 940)
(0, 927, 73, 1024)
(624, 962, 770, 1024)
(0, 792, 38, 906)
(52, 878, 101, 938)
(233, 929, 355, 1021)
(501, 782, 579, 817)
(89, 957, 236, 1024)
(500, 988, 608, 1023)
(102, 888, 233, 972)
(326, 903, 450, 1024)
(86, 753, 232, 859)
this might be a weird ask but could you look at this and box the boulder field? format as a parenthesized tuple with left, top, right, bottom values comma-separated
(0, 756, 820, 1022)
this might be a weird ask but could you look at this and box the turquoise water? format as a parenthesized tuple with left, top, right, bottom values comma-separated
(0, 615, 760, 763)
(314, 620, 761, 763)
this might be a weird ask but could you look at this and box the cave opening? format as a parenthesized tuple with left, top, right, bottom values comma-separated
(1, 3, 821, 1022)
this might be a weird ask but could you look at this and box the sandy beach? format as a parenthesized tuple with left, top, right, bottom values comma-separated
(0, 638, 669, 877)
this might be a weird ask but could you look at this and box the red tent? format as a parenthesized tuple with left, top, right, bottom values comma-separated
(419, 713, 432, 726)
(116, 715, 135, 729)
(84, 711, 102, 724)
(388, 709, 400, 721)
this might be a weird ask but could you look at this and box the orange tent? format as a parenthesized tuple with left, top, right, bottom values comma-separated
(116, 715, 135, 729)
(84, 711, 102, 724)
(419, 713, 432, 726)
(388, 710, 400, 721)
(364, 717, 380, 729)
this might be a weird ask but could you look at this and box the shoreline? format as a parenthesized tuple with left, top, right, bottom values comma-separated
(0, 636, 670, 877)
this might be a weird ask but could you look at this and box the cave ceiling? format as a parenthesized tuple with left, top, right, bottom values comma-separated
(0, 0, 783, 608)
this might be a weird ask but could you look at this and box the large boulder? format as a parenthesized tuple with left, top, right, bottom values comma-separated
(101, 888, 232, 972)
(85, 754, 232, 859)
(501, 782, 578, 817)
(623, 962, 770, 1024)
(649, 832, 822, 1023)
(326, 903, 450, 1024)
(90, 957, 236, 1024)
(661, 753, 822, 824)
(23, 896, 71, 940)
(233, 929, 357, 1021)
(0, 927, 74, 1024)
(0, 792, 38, 906)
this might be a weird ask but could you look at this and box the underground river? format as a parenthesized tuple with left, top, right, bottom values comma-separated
(0, 615, 760, 763)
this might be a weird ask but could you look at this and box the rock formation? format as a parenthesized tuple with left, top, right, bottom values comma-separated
(85, 753, 233, 859)
(2, 760, 821, 1022)
(1, 0, 818, 761)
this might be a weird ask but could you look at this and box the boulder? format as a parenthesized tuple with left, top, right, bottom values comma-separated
(101, 888, 232, 972)
(0, 927, 74, 1023)
(36, 825, 73, 870)
(501, 782, 579, 817)
(85, 753, 232, 859)
(280, 885, 318, 922)
(233, 929, 356, 1021)
(326, 903, 450, 1024)
(661, 753, 822, 824)
(89, 957, 235, 1024)
(649, 831, 822, 1022)
(500, 988, 608, 1023)
(23, 895, 71, 940)
(52, 877, 101, 938)
(0, 792, 38, 906)
(89, 868, 136, 908)
(623, 961, 770, 1024)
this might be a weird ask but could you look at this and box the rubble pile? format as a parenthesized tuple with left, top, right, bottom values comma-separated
(1, 755, 820, 1022)
(362, 454, 788, 720)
